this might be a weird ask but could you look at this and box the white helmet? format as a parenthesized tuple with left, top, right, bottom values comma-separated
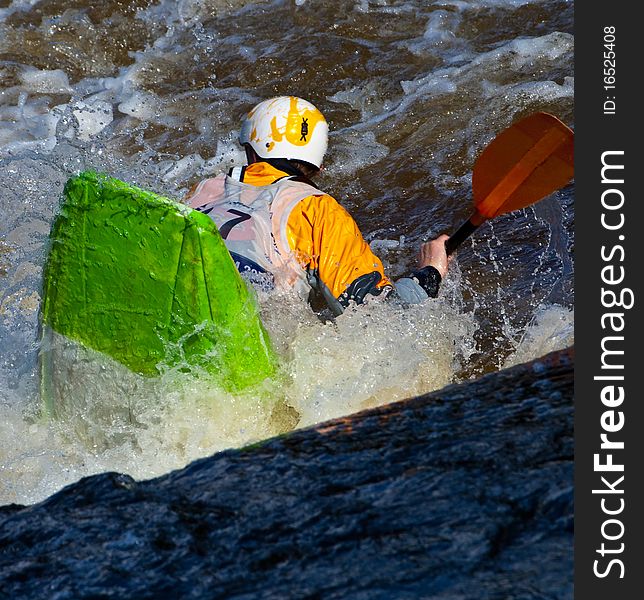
(239, 96, 328, 169)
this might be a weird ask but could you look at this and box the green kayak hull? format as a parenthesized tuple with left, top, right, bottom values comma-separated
(40, 171, 277, 414)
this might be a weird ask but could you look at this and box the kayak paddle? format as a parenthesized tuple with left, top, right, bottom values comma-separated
(445, 112, 574, 256)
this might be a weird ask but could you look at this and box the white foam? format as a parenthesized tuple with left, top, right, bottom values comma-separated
(117, 90, 159, 120)
(354, 0, 415, 14)
(158, 153, 206, 183)
(369, 237, 404, 252)
(328, 81, 399, 121)
(285, 298, 474, 426)
(0, 96, 63, 157)
(0, 283, 477, 506)
(399, 9, 465, 57)
(423, 10, 460, 43)
(438, 0, 545, 9)
(207, 137, 247, 172)
(400, 76, 457, 97)
(400, 32, 573, 99)
(504, 305, 574, 368)
(326, 130, 389, 176)
(136, 0, 263, 28)
(72, 101, 114, 142)
(0, 95, 117, 157)
(482, 77, 574, 101)
(18, 68, 73, 95)
(155, 138, 247, 188)
(0, 0, 44, 21)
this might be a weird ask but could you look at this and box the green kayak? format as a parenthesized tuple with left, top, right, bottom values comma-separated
(40, 171, 277, 415)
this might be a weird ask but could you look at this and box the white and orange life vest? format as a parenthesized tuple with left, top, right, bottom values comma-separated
(185, 162, 392, 306)
(187, 169, 322, 299)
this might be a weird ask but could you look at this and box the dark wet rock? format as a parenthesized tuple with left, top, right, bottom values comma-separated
(0, 348, 573, 599)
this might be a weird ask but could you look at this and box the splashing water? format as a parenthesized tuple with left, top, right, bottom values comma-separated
(0, 0, 573, 505)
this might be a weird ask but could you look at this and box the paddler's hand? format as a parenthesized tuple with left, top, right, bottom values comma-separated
(418, 234, 451, 279)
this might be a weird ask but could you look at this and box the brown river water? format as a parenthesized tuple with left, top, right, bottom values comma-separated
(0, 0, 573, 505)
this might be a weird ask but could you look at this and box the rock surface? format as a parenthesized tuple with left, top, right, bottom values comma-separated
(0, 348, 573, 599)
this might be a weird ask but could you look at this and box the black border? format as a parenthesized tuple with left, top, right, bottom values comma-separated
(575, 5, 642, 598)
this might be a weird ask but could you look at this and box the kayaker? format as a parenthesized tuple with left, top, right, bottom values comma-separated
(186, 96, 450, 315)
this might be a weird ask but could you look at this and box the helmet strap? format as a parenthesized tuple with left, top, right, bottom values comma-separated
(244, 144, 260, 164)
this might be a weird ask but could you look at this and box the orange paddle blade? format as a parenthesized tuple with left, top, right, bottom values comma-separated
(472, 112, 574, 220)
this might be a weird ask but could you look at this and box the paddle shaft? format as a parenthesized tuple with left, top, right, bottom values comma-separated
(445, 218, 480, 256)
(445, 210, 489, 255)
